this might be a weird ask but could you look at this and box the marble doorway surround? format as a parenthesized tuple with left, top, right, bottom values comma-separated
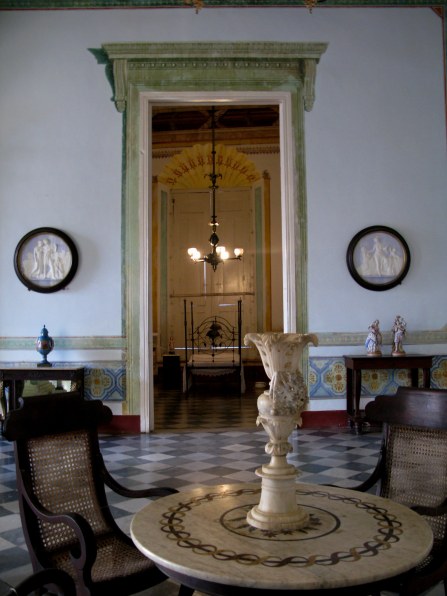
(99, 42, 328, 431)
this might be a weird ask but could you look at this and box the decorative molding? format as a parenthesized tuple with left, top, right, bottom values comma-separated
(315, 329, 447, 347)
(1, 330, 444, 350)
(94, 43, 327, 425)
(100, 42, 328, 114)
(158, 143, 261, 188)
(1, 0, 445, 8)
(0, 336, 126, 350)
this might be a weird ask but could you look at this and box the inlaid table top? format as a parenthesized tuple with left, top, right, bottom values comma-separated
(131, 482, 433, 594)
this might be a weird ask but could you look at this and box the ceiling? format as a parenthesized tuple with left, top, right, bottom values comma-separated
(152, 105, 280, 149)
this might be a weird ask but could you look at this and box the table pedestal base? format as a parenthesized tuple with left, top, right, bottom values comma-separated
(247, 469, 309, 531)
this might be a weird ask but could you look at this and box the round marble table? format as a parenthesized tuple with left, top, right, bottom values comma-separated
(130, 482, 433, 595)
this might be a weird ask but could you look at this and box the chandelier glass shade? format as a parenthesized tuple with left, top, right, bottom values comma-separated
(187, 106, 244, 272)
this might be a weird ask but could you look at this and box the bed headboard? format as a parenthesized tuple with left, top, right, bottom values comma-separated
(183, 300, 242, 362)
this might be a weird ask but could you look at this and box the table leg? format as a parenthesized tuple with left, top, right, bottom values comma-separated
(346, 368, 353, 420)
(346, 369, 364, 433)
(410, 368, 419, 387)
(353, 370, 363, 433)
(422, 367, 431, 388)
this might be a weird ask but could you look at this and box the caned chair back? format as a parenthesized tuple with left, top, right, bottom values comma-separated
(3, 392, 176, 595)
(365, 387, 447, 595)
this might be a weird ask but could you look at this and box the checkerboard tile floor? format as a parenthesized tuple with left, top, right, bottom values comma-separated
(0, 388, 444, 595)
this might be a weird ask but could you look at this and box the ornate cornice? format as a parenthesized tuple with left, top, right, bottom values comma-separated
(99, 42, 328, 113)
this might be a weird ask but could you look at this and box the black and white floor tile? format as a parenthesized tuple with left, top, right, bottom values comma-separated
(0, 387, 443, 595)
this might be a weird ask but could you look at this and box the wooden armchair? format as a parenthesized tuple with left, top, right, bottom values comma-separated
(3, 392, 182, 596)
(353, 386, 447, 596)
(0, 569, 76, 596)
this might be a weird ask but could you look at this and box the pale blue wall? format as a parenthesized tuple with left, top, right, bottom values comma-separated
(0, 7, 445, 406)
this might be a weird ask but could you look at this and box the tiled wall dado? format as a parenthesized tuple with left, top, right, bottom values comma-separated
(308, 355, 447, 398)
(57, 355, 447, 402)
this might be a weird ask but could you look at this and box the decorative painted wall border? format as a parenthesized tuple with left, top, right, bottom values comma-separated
(1, 330, 445, 350)
(314, 329, 447, 346)
(0, 336, 126, 350)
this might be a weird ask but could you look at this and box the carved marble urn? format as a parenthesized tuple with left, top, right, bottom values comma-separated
(244, 332, 318, 531)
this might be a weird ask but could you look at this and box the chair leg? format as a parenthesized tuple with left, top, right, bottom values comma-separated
(178, 585, 194, 596)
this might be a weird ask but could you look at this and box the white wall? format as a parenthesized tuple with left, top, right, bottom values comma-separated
(0, 8, 445, 358)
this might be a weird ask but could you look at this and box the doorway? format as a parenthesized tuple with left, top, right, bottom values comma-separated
(143, 92, 295, 431)
(152, 105, 280, 362)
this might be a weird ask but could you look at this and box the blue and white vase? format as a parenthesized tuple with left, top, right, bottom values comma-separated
(36, 325, 54, 367)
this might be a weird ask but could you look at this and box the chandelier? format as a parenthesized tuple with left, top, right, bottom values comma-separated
(187, 106, 244, 272)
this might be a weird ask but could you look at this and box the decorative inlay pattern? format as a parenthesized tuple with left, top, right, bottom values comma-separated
(222, 504, 339, 540)
(159, 486, 403, 567)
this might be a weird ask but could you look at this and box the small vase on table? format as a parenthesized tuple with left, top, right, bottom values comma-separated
(36, 325, 54, 367)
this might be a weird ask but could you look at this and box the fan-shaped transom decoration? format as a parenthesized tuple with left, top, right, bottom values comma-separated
(158, 143, 261, 189)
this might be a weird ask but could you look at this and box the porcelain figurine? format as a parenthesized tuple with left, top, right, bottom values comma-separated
(365, 319, 382, 356)
(244, 331, 318, 531)
(392, 315, 407, 355)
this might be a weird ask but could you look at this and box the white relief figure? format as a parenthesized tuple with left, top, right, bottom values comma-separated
(358, 246, 374, 276)
(52, 246, 66, 279)
(40, 238, 52, 279)
(388, 247, 403, 276)
(46, 240, 58, 280)
(31, 240, 45, 279)
(358, 235, 402, 278)
(371, 236, 388, 276)
(29, 237, 68, 281)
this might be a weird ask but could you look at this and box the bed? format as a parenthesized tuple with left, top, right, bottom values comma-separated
(183, 299, 245, 394)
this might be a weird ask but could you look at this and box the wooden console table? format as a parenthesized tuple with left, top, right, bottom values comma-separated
(344, 354, 432, 433)
(0, 365, 85, 418)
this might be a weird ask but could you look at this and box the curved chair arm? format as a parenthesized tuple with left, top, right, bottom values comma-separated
(99, 455, 178, 499)
(326, 443, 386, 494)
(20, 476, 97, 574)
(14, 569, 76, 596)
(412, 498, 447, 517)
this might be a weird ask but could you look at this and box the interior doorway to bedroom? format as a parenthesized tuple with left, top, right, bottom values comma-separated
(151, 104, 282, 425)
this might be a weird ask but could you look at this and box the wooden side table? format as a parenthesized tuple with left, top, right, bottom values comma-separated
(344, 354, 432, 433)
(0, 365, 85, 419)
